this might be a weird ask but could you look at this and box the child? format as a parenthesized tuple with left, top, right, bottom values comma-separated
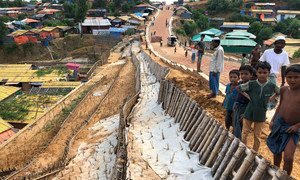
(240, 53, 248, 67)
(233, 65, 254, 139)
(191, 46, 196, 63)
(185, 49, 188, 57)
(223, 69, 240, 130)
(237, 62, 280, 152)
(267, 64, 300, 175)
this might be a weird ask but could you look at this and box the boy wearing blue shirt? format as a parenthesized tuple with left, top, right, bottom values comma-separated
(233, 65, 254, 139)
(223, 69, 240, 130)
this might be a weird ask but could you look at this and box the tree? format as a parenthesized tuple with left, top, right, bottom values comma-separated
(183, 21, 197, 36)
(287, 19, 300, 39)
(228, 13, 256, 23)
(257, 27, 272, 43)
(248, 21, 263, 36)
(63, 2, 77, 18)
(273, 21, 288, 34)
(287, 0, 300, 10)
(75, 0, 88, 23)
(293, 49, 300, 59)
(92, 0, 106, 9)
(195, 14, 209, 31)
(0, 21, 8, 41)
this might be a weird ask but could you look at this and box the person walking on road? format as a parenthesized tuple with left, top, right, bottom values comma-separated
(195, 34, 205, 72)
(207, 37, 224, 99)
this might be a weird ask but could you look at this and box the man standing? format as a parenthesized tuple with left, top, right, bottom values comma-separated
(250, 44, 261, 68)
(207, 37, 224, 99)
(196, 34, 206, 72)
(259, 36, 290, 86)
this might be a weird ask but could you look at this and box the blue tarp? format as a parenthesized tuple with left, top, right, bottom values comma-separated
(134, 12, 143, 17)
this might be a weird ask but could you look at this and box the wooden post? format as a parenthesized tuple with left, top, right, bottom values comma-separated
(250, 158, 269, 180)
(182, 107, 202, 131)
(165, 82, 174, 110)
(171, 91, 184, 118)
(271, 169, 288, 180)
(220, 143, 246, 180)
(188, 115, 209, 146)
(180, 102, 198, 131)
(205, 128, 227, 167)
(175, 95, 189, 123)
(170, 89, 182, 117)
(178, 99, 193, 125)
(233, 149, 256, 180)
(191, 118, 213, 152)
(162, 80, 169, 109)
(167, 87, 180, 116)
(196, 121, 217, 153)
(157, 80, 165, 103)
(211, 134, 233, 176)
(200, 125, 222, 164)
(214, 136, 240, 179)
(179, 100, 196, 129)
(184, 110, 206, 140)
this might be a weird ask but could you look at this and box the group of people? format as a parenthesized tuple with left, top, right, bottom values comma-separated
(197, 36, 300, 175)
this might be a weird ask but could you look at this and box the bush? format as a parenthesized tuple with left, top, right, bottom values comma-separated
(0, 99, 29, 120)
(228, 13, 256, 23)
(35, 68, 54, 77)
(183, 21, 197, 36)
(4, 43, 18, 54)
(175, 28, 187, 36)
(257, 27, 272, 43)
(293, 49, 300, 59)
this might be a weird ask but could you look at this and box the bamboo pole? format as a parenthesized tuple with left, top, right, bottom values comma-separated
(175, 95, 189, 123)
(191, 118, 213, 152)
(205, 128, 227, 167)
(179, 101, 196, 130)
(211, 134, 233, 176)
(162, 80, 169, 109)
(165, 82, 174, 110)
(271, 169, 288, 180)
(170, 89, 183, 117)
(180, 102, 198, 131)
(167, 87, 179, 116)
(232, 149, 256, 180)
(182, 107, 202, 131)
(220, 143, 246, 180)
(174, 94, 188, 122)
(214, 136, 240, 179)
(184, 110, 206, 140)
(178, 99, 193, 125)
(157, 80, 164, 103)
(188, 115, 209, 146)
(196, 121, 217, 153)
(250, 158, 269, 180)
(172, 91, 184, 118)
(199, 121, 220, 156)
(200, 125, 223, 164)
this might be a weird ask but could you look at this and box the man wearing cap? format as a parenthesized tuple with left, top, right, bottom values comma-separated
(207, 37, 224, 99)
(259, 36, 290, 86)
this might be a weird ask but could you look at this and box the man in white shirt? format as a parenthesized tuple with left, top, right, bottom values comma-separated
(207, 37, 224, 99)
(259, 36, 290, 86)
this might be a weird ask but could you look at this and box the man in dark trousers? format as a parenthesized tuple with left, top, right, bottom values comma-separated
(195, 34, 206, 72)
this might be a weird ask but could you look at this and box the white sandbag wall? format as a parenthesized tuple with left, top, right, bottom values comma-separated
(158, 80, 289, 180)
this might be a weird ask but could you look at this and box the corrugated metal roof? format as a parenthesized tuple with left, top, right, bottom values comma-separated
(250, 9, 273, 13)
(82, 18, 111, 27)
(277, 10, 300, 15)
(254, 3, 275, 6)
(262, 18, 276, 22)
(223, 22, 249, 26)
(221, 39, 257, 47)
(225, 30, 256, 39)
(42, 81, 81, 88)
(191, 34, 213, 42)
(0, 86, 20, 101)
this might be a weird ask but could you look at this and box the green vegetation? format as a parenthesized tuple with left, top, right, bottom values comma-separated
(293, 49, 300, 59)
(35, 66, 70, 77)
(43, 86, 92, 132)
(0, 0, 25, 7)
(274, 18, 300, 39)
(35, 68, 54, 77)
(228, 13, 256, 23)
(175, 28, 187, 36)
(207, 0, 243, 14)
(0, 99, 29, 120)
(63, 2, 77, 19)
(75, 0, 88, 23)
(0, 21, 8, 41)
(42, 19, 75, 27)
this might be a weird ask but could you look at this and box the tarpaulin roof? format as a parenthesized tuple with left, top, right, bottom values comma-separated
(200, 28, 223, 36)
(22, 18, 40, 23)
(0, 85, 20, 101)
(82, 18, 111, 27)
(66, 62, 80, 70)
(109, 27, 128, 33)
(225, 35, 250, 39)
(221, 22, 250, 29)
(221, 39, 257, 47)
(37, 8, 60, 14)
(0, 128, 15, 144)
(191, 34, 213, 42)
(225, 30, 256, 39)
(134, 12, 143, 17)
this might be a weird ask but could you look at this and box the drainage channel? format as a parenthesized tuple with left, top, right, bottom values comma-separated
(124, 42, 289, 180)
(126, 42, 213, 179)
